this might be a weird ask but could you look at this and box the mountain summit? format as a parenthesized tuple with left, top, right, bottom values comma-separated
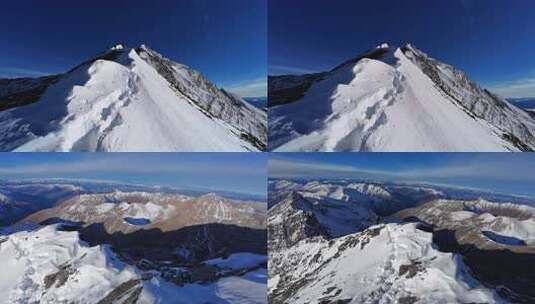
(269, 43, 535, 151)
(0, 44, 267, 151)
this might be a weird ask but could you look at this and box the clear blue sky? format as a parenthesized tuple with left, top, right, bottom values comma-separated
(0, 0, 267, 97)
(269, 153, 535, 197)
(0, 153, 267, 196)
(269, 0, 535, 98)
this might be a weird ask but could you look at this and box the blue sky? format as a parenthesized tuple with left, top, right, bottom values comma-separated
(0, 153, 267, 196)
(269, 0, 535, 98)
(0, 0, 266, 97)
(269, 153, 535, 197)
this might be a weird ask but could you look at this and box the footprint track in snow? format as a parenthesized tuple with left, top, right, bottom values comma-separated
(326, 67, 405, 151)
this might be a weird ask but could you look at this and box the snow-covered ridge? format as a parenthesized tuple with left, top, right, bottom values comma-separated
(0, 44, 266, 151)
(268, 179, 535, 303)
(0, 225, 140, 303)
(269, 223, 500, 304)
(269, 43, 535, 151)
(0, 224, 267, 303)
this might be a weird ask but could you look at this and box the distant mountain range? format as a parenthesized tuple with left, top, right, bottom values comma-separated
(508, 97, 535, 110)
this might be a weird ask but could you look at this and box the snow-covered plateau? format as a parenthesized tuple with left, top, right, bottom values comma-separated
(269, 43, 535, 151)
(268, 179, 535, 303)
(0, 44, 266, 151)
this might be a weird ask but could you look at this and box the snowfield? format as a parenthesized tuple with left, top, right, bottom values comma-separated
(0, 45, 266, 152)
(268, 179, 535, 303)
(0, 181, 268, 304)
(0, 225, 267, 304)
(269, 43, 535, 151)
(138, 268, 267, 304)
(0, 225, 138, 303)
(270, 223, 500, 304)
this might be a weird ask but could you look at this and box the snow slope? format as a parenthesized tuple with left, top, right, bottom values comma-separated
(269, 44, 535, 151)
(0, 45, 266, 151)
(268, 179, 535, 303)
(0, 225, 139, 303)
(0, 224, 267, 304)
(269, 223, 501, 304)
(139, 268, 267, 304)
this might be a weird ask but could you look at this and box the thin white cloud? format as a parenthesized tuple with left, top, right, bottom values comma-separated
(225, 77, 267, 97)
(486, 77, 535, 98)
(0, 157, 263, 177)
(269, 156, 535, 182)
(268, 158, 393, 179)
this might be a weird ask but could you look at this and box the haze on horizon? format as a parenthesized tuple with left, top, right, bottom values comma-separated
(269, 153, 535, 197)
(0, 153, 267, 197)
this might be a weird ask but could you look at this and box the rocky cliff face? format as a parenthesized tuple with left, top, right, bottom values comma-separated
(401, 44, 535, 151)
(136, 45, 267, 150)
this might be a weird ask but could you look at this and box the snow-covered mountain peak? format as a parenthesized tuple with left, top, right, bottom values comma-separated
(269, 42, 535, 151)
(0, 44, 266, 151)
(269, 179, 535, 303)
(109, 43, 126, 51)
(1, 218, 267, 303)
(375, 42, 391, 49)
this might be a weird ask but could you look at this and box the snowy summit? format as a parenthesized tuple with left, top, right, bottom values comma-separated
(269, 43, 535, 152)
(0, 44, 267, 152)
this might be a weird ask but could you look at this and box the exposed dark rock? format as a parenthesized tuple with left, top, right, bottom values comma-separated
(79, 222, 266, 265)
(0, 75, 60, 112)
(135, 45, 266, 150)
(268, 46, 390, 108)
(502, 132, 533, 151)
(398, 261, 424, 279)
(96, 279, 143, 304)
(398, 295, 419, 304)
(240, 131, 266, 151)
(269, 276, 311, 304)
(44, 263, 76, 289)
(432, 229, 535, 302)
(318, 298, 352, 304)
(401, 44, 535, 151)
(268, 73, 327, 107)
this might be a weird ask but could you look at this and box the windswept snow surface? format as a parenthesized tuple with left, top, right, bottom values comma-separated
(269, 223, 502, 304)
(0, 225, 138, 303)
(0, 225, 268, 304)
(0, 46, 265, 151)
(268, 179, 535, 303)
(269, 45, 535, 151)
(139, 269, 267, 304)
